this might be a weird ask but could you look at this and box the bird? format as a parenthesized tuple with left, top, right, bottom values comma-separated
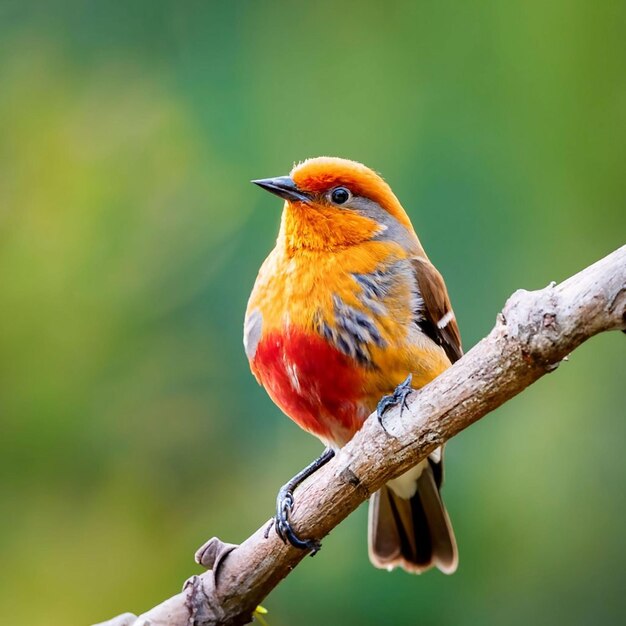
(244, 157, 461, 574)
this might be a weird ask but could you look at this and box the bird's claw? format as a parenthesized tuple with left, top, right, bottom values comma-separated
(377, 374, 413, 434)
(273, 487, 321, 555)
(267, 448, 334, 555)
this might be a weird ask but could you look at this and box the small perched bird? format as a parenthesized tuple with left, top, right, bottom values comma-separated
(245, 157, 461, 574)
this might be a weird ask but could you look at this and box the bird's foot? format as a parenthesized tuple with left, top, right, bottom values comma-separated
(267, 448, 334, 555)
(273, 485, 321, 555)
(377, 374, 413, 433)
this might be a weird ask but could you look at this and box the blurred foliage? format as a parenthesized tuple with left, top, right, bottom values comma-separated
(0, 2, 624, 625)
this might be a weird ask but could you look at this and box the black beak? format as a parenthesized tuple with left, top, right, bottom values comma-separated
(251, 176, 311, 204)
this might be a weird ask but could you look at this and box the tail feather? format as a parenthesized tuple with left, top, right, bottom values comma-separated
(368, 462, 458, 574)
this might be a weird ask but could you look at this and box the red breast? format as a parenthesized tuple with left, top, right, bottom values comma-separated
(252, 329, 369, 448)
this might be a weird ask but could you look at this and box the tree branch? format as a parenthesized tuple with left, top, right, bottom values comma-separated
(95, 245, 626, 626)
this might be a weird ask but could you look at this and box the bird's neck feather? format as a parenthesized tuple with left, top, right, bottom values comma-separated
(279, 203, 381, 253)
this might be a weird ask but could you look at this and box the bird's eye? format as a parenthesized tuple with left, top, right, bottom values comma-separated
(330, 187, 351, 205)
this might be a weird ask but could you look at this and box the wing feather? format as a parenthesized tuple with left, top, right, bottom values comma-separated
(412, 258, 463, 364)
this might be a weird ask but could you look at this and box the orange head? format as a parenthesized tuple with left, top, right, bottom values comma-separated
(252, 157, 420, 253)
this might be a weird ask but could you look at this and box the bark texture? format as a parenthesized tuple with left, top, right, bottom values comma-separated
(94, 245, 626, 626)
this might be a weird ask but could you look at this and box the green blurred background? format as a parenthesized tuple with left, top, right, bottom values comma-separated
(0, 1, 624, 625)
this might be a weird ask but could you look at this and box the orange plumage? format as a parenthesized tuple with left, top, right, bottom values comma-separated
(245, 157, 461, 573)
